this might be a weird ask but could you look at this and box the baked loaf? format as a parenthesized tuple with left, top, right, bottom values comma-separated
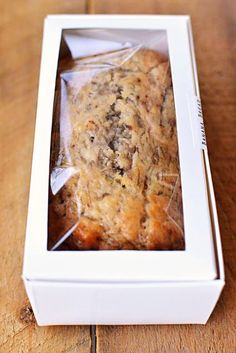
(49, 48, 184, 250)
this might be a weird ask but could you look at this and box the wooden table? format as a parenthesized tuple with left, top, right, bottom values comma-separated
(1, 0, 235, 352)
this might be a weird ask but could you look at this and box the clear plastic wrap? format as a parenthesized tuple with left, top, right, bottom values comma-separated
(48, 29, 184, 251)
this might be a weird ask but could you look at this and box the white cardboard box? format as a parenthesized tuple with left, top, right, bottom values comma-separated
(23, 15, 224, 325)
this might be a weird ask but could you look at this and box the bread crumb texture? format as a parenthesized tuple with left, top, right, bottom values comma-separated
(48, 48, 185, 250)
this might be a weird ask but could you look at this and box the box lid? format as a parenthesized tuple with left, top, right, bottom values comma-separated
(23, 15, 224, 283)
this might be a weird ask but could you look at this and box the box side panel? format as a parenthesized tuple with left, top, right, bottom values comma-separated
(22, 19, 62, 278)
(186, 18, 225, 280)
(23, 278, 41, 323)
(28, 280, 224, 325)
(203, 155, 225, 280)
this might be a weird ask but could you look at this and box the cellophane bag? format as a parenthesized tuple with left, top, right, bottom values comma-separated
(48, 29, 184, 251)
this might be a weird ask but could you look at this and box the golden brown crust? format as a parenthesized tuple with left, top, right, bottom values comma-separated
(48, 48, 184, 250)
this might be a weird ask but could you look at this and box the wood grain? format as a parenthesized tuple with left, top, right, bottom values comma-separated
(94, 0, 236, 352)
(0, 1, 92, 353)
